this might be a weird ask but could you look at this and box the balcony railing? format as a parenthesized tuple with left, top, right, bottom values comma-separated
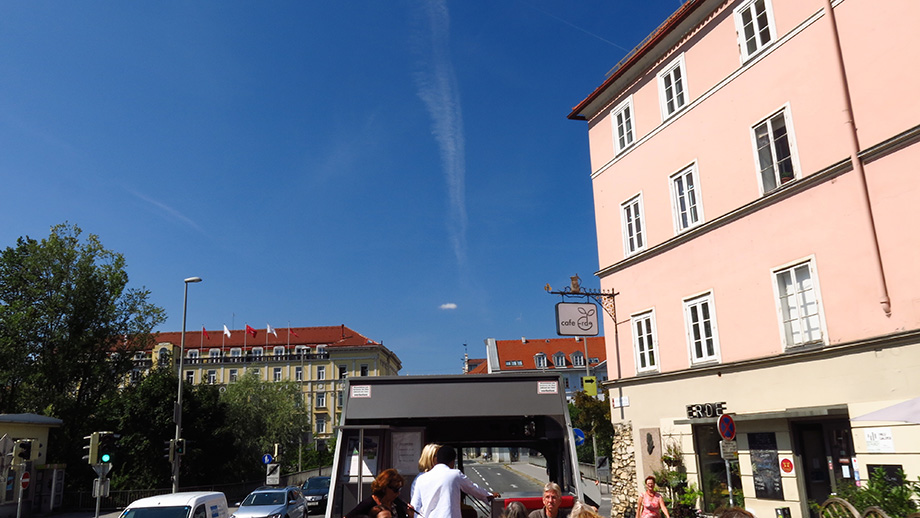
(133, 352, 330, 368)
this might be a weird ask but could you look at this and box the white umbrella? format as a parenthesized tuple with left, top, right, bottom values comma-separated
(853, 397, 920, 424)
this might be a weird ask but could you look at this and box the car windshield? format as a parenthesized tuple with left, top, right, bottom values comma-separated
(122, 506, 191, 518)
(305, 479, 330, 490)
(242, 492, 286, 506)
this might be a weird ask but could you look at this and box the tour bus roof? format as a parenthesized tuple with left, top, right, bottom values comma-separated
(342, 373, 568, 421)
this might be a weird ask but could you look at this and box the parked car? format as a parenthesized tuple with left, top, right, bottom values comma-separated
(121, 492, 229, 518)
(231, 487, 306, 518)
(301, 477, 331, 514)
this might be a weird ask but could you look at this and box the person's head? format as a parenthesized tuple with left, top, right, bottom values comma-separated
(435, 445, 457, 467)
(370, 506, 393, 518)
(644, 476, 657, 491)
(371, 469, 405, 504)
(569, 502, 600, 518)
(541, 483, 563, 517)
(719, 508, 754, 518)
(502, 501, 528, 518)
(419, 443, 441, 472)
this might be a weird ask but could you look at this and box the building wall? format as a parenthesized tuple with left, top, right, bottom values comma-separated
(573, 0, 920, 515)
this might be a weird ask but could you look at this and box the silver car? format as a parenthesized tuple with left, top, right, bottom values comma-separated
(232, 487, 306, 518)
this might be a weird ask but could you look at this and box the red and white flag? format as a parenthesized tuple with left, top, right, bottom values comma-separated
(202, 326, 210, 340)
(290, 328, 300, 338)
(246, 324, 257, 338)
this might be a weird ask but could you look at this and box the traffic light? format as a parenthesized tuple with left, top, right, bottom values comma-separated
(83, 432, 100, 464)
(17, 440, 33, 462)
(175, 438, 186, 456)
(164, 439, 176, 463)
(98, 432, 119, 464)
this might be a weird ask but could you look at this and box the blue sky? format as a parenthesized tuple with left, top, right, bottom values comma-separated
(1, 1, 682, 375)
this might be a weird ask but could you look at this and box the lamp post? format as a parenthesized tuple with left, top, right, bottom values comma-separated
(172, 276, 201, 493)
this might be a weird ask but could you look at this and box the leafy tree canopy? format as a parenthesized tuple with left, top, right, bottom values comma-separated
(569, 390, 614, 464)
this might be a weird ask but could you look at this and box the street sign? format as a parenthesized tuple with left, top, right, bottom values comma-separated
(262, 453, 274, 465)
(266, 463, 280, 485)
(21, 472, 30, 489)
(573, 428, 586, 446)
(720, 440, 738, 460)
(718, 414, 736, 441)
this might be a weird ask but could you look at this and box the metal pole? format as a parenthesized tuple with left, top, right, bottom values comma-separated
(173, 277, 201, 493)
(725, 459, 734, 507)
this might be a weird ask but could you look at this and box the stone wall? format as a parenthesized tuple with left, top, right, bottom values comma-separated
(609, 421, 638, 518)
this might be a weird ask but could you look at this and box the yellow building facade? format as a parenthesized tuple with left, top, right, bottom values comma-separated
(134, 325, 402, 445)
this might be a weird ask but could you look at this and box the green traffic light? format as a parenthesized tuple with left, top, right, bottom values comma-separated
(101, 453, 111, 462)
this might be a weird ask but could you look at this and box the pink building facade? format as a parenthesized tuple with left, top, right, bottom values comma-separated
(569, 0, 920, 516)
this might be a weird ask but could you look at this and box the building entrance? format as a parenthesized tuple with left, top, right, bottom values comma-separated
(792, 419, 855, 508)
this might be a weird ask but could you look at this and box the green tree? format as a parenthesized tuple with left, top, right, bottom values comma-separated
(569, 390, 614, 464)
(0, 223, 165, 482)
(221, 372, 311, 480)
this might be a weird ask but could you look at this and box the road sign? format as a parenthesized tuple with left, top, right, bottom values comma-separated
(573, 428, 586, 446)
(718, 414, 736, 441)
(266, 463, 280, 485)
(719, 440, 738, 460)
(262, 453, 274, 465)
(21, 472, 30, 489)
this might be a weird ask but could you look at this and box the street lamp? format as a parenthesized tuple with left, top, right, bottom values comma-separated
(173, 276, 201, 493)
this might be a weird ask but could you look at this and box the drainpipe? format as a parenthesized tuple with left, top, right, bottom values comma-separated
(822, 0, 891, 315)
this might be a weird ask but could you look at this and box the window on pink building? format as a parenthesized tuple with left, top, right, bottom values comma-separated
(735, 0, 775, 61)
(658, 54, 687, 119)
(774, 260, 824, 348)
(612, 97, 635, 154)
(621, 194, 646, 256)
(753, 107, 798, 194)
(632, 310, 659, 373)
(670, 164, 702, 232)
(684, 293, 720, 364)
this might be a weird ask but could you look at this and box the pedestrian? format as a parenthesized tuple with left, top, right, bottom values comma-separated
(418, 443, 441, 472)
(528, 483, 569, 518)
(346, 469, 415, 518)
(503, 502, 529, 518)
(569, 502, 600, 518)
(636, 476, 670, 518)
(410, 446, 500, 518)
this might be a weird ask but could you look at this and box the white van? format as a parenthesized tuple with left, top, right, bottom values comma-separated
(121, 491, 229, 518)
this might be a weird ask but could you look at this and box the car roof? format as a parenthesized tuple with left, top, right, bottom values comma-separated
(127, 492, 225, 508)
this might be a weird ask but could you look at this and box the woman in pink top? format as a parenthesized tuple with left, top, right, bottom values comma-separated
(637, 476, 670, 518)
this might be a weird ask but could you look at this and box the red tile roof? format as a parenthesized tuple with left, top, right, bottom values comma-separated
(151, 324, 378, 351)
(467, 359, 489, 375)
(494, 336, 606, 371)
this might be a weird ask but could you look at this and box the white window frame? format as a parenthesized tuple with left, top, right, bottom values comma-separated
(683, 292, 721, 364)
(230, 348, 242, 357)
(751, 104, 800, 195)
(734, 0, 776, 62)
(317, 365, 326, 380)
(294, 366, 303, 381)
(316, 392, 326, 408)
(316, 415, 326, 434)
(294, 345, 308, 354)
(251, 347, 263, 357)
(553, 352, 566, 368)
(185, 371, 195, 384)
(273, 367, 283, 382)
(188, 349, 199, 359)
(208, 348, 220, 358)
(670, 162, 704, 233)
(611, 96, 636, 154)
(207, 370, 217, 384)
(657, 54, 688, 119)
(272, 346, 286, 356)
(251, 367, 261, 379)
(571, 351, 585, 367)
(631, 309, 659, 373)
(621, 193, 647, 256)
(534, 353, 547, 369)
(772, 257, 827, 349)
(229, 369, 238, 382)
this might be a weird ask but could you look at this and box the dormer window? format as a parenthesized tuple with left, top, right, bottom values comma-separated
(188, 349, 199, 359)
(571, 351, 585, 367)
(553, 352, 566, 368)
(534, 353, 547, 369)
(273, 346, 286, 356)
(251, 347, 263, 357)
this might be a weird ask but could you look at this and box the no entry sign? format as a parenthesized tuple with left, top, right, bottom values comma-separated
(21, 472, 30, 489)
